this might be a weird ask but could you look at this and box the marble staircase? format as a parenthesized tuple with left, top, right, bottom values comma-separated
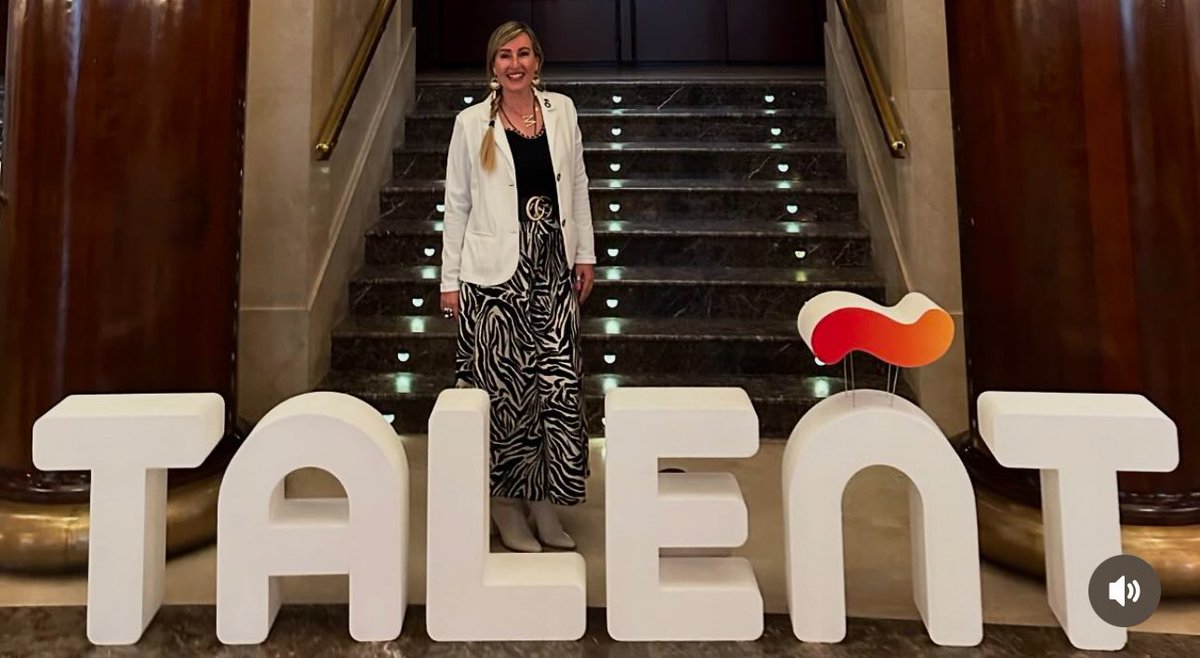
(318, 77, 897, 438)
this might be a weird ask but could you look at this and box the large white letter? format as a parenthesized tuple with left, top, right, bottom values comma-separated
(605, 387, 762, 641)
(783, 390, 982, 646)
(216, 392, 408, 644)
(978, 392, 1178, 651)
(32, 393, 224, 645)
(425, 389, 586, 641)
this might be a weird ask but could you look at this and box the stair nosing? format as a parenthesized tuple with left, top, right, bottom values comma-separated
(407, 108, 835, 120)
(382, 179, 856, 194)
(318, 370, 865, 403)
(393, 141, 844, 155)
(352, 264, 881, 286)
(333, 315, 806, 341)
(414, 78, 826, 87)
(367, 217, 867, 238)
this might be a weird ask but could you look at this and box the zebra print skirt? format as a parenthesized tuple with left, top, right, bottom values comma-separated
(455, 216, 590, 505)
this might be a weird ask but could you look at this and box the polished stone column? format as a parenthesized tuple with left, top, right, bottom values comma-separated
(0, 0, 248, 570)
(946, 0, 1200, 593)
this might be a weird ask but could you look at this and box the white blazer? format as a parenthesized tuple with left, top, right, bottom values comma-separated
(440, 90, 596, 293)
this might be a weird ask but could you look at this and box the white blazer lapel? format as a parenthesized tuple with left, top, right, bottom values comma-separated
(537, 90, 563, 176)
(486, 93, 516, 176)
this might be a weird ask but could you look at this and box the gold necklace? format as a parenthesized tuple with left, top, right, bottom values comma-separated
(503, 96, 537, 129)
(500, 103, 539, 137)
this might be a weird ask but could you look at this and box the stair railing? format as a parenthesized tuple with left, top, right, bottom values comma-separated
(314, 0, 398, 161)
(834, 0, 908, 158)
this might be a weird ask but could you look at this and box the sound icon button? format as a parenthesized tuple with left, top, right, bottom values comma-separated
(1089, 555, 1161, 626)
(1108, 575, 1140, 607)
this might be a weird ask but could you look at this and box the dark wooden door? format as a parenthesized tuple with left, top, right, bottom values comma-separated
(415, 0, 826, 69)
(425, 0, 534, 69)
(633, 0, 726, 62)
(726, 0, 825, 64)
(533, 1, 620, 64)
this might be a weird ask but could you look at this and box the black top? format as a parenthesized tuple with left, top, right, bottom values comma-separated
(505, 127, 560, 222)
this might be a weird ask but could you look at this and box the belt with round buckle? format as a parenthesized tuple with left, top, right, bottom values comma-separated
(524, 195, 555, 222)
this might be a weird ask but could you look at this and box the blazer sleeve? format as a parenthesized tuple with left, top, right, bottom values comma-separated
(569, 98, 596, 265)
(441, 112, 472, 292)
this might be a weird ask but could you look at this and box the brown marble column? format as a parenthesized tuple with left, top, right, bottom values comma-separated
(0, 0, 248, 569)
(946, 0, 1200, 592)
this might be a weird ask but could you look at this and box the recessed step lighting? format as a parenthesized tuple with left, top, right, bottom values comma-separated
(607, 248, 620, 258)
(770, 127, 783, 137)
(786, 204, 799, 214)
(611, 127, 623, 136)
(423, 247, 436, 257)
(411, 298, 425, 308)
(606, 298, 619, 309)
(604, 353, 617, 365)
(612, 95, 623, 104)
(463, 96, 474, 104)
(764, 94, 776, 103)
(609, 202, 621, 213)
(777, 163, 790, 173)
(436, 203, 445, 213)
(794, 250, 808, 260)
(396, 351, 411, 363)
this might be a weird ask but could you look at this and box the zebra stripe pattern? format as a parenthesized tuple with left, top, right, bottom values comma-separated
(455, 217, 590, 505)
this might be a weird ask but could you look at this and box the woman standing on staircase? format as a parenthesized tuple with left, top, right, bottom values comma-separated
(438, 21, 596, 553)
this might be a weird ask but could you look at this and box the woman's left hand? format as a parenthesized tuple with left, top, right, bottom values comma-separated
(574, 264, 595, 305)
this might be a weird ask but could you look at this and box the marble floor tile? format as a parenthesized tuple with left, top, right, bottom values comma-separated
(1, 606, 1198, 657)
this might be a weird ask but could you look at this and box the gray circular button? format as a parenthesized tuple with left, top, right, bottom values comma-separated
(1088, 554, 1161, 627)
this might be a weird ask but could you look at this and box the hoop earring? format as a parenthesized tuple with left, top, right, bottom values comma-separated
(488, 76, 500, 91)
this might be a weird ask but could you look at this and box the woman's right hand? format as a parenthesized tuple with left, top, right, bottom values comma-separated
(440, 291, 461, 320)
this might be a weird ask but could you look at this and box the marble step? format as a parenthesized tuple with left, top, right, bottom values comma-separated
(413, 79, 827, 112)
(349, 265, 883, 319)
(330, 315, 889, 377)
(404, 108, 837, 146)
(393, 142, 847, 182)
(381, 179, 858, 224)
(365, 218, 870, 269)
(315, 370, 902, 439)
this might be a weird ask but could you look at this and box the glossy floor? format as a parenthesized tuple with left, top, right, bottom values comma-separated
(3, 606, 1199, 657)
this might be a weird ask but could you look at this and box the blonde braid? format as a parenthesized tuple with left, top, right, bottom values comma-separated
(479, 90, 501, 171)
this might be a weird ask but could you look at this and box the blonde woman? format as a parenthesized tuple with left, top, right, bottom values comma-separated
(439, 21, 596, 552)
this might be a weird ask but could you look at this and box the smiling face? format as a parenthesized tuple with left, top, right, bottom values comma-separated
(491, 32, 539, 97)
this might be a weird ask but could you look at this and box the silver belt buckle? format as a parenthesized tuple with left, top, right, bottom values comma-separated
(524, 196, 554, 222)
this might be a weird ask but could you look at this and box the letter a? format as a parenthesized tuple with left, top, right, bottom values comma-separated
(216, 392, 409, 644)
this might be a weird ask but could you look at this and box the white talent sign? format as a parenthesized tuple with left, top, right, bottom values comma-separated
(28, 293, 1179, 651)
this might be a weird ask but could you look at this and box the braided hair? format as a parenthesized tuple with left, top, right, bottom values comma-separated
(480, 90, 503, 172)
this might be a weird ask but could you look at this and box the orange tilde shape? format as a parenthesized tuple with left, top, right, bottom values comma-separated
(810, 306, 954, 368)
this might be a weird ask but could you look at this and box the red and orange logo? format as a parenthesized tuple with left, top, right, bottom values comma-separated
(797, 292, 954, 368)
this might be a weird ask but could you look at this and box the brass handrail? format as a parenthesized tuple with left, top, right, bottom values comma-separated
(314, 0, 398, 160)
(835, 0, 908, 158)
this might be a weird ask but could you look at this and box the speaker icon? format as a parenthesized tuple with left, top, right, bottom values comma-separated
(1090, 554, 1160, 626)
(1108, 575, 1141, 607)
